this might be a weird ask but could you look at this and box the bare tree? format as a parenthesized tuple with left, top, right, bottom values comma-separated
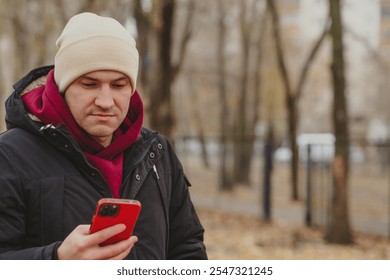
(267, 0, 329, 200)
(134, 0, 194, 143)
(146, 0, 176, 142)
(231, 0, 266, 186)
(325, 0, 353, 244)
(217, 0, 233, 191)
(133, 0, 151, 88)
(185, 72, 209, 168)
(0, 0, 60, 130)
(232, 0, 253, 185)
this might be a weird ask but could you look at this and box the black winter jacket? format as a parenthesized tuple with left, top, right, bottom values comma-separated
(0, 66, 207, 260)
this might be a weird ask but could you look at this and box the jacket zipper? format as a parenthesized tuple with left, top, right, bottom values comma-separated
(152, 165, 160, 179)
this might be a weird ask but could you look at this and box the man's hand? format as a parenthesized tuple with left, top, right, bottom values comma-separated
(57, 224, 138, 260)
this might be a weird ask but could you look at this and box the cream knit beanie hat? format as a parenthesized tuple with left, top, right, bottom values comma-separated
(54, 12, 139, 93)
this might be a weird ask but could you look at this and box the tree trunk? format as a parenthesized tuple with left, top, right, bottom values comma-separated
(217, 0, 233, 191)
(136, 0, 193, 144)
(133, 0, 151, 89)
(188, 75, 209, 168)
(325, 0, 353, 244)
(233, 37, 250, 184)
(232, 0, 257, 186)
(148, 0, 176, 143)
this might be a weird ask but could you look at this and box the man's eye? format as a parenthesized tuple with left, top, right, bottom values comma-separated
(112, 84, 125, 88)
(82, 83, 96, 87)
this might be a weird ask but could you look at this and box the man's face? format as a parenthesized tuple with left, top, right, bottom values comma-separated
(64, 70, 133, 147)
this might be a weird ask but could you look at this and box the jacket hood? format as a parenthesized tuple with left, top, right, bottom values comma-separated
(5, 65, 54, 133)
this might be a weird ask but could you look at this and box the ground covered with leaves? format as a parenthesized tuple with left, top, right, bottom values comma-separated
(197, 208, 390, 260)
(182, 157, 390, 259)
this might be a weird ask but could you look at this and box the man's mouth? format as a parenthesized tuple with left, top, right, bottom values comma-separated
(91, 113, 115, 120)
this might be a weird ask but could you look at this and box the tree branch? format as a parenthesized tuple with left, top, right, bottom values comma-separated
(267, 0, 292, 96)
(296, 15, 330, 100)
(172, 0, 195, 81)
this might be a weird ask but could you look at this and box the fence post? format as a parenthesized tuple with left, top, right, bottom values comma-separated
(305, 144, 312, 227)
(262, 125, 274, 223)
(388, 146, 390, 240)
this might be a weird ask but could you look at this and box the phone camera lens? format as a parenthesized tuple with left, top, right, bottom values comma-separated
(99, 204, 120, 217)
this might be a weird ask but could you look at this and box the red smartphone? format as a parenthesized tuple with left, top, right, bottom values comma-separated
(90, 198, 141, 246)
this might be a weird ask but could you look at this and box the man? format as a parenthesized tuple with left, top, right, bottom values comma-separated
(0, 12, 207, 260)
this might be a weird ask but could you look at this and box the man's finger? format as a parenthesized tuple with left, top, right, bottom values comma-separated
(105, 236, 138, 260)
(87, 223, 126, 245)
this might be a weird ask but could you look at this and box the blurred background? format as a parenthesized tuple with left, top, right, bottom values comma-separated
(1, 0, 390, 259)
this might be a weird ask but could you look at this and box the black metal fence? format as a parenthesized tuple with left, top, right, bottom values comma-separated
(304, 143, 390, 239)
(174, 135, 390, 239)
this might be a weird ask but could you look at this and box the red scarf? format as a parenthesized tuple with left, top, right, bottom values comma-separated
(21, 70, 144, 197)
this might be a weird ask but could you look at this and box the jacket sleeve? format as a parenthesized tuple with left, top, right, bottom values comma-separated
(0, 243, 61, 260)
(0, 145, 59, 260)
(165, 142, 208, 260)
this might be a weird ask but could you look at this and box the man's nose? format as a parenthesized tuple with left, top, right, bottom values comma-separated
(95, 85, 114, 109)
